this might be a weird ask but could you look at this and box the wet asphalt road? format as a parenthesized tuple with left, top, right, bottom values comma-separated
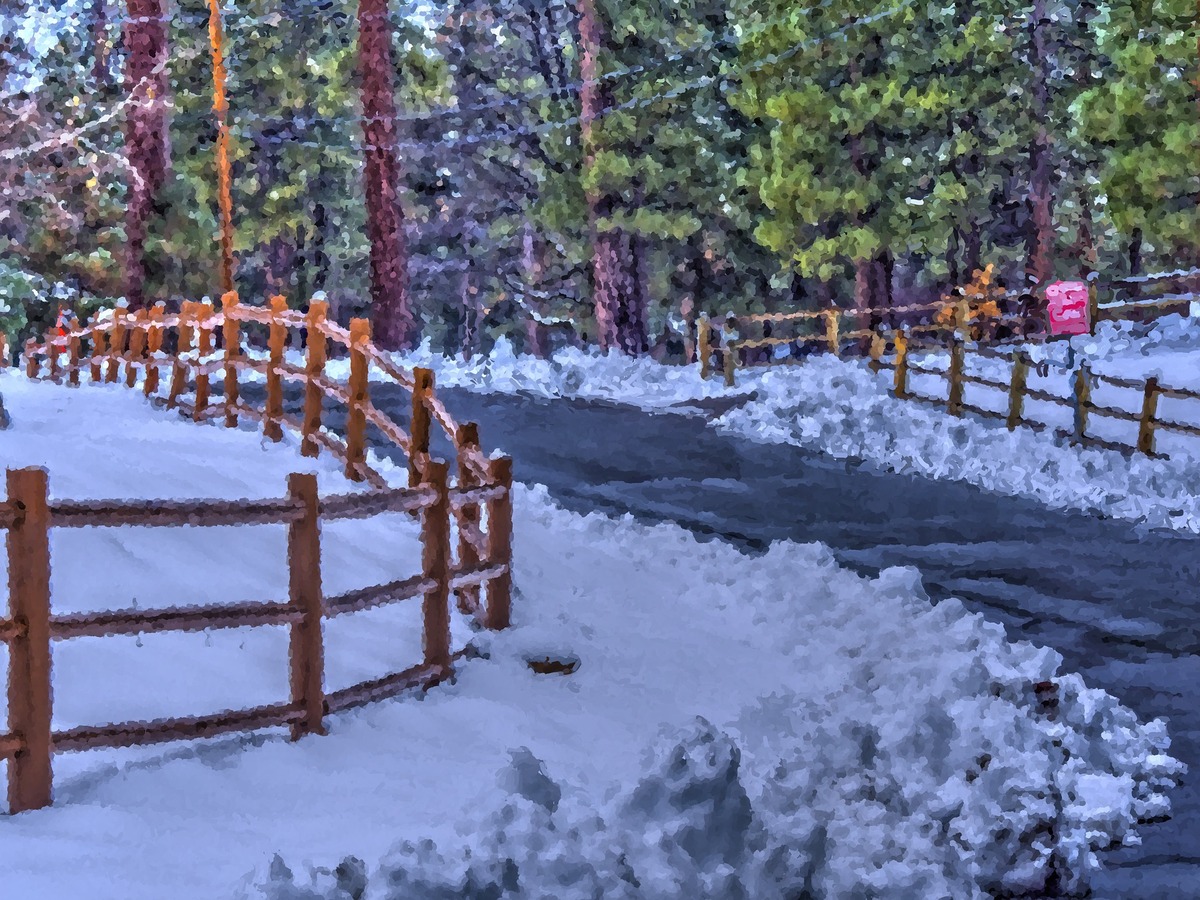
(248, 381, 1200, 897)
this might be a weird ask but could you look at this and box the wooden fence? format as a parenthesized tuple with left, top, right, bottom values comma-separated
(697, 269, 1200, 388)
(881, 335, 1200, 458)
(697, 300, 1035, 387)
(10, 293, 516, 813)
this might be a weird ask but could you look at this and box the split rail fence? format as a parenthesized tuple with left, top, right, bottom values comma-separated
(880, 337, 1200, 458)
(8, 293, 515, 813)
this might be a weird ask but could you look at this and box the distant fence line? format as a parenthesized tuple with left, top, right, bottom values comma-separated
(695, 272, 1200, 460)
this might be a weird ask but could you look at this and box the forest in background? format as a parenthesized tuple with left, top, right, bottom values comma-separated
(0, 0, 1197, 357)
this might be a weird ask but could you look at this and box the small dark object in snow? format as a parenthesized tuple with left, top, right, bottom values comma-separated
(526, 655, 579, 675)
(0, 392, 9, 430)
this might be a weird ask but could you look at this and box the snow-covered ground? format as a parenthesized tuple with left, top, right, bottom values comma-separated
(0, 374, 1182, 898)
(349, 315, 1200, 536)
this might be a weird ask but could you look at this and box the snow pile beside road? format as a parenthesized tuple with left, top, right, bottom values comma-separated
(343, 336, 742, 410)
(380, 334, 1200, 534)
(714, 355, 1200, 533)
(245, 513, 1180, 900)
(0, 375, 1181, 898)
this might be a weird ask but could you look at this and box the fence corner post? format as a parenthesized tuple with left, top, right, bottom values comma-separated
(1137, 376, 1160, 456)
(947, 338, 966, 417)
(89, 321, 106, 384)
(168, 303, 194, 411)
(193, 301, 215, 423)
(1072, 362, 1092, 443)
(455, 423, 482, 616)
(7, 467, 53, 813)
(264, 296, 288, 443)
(44, 330, 59, 384)
(23, 339, 38, 380)
(420, 460, 452, 670)
(409, 368, 434, 488)
(345, 318, 371, 482)
(1007, 350, 1029, 431)
(301, 299, 329, 459)
(485, 456, 514, 632)
(697, 315, 711, 380)
(143, 302, 166, 397)
(824, 308, 840, 356)
(287, 472, 325, 740)
(105, 311, 126, 384)
(125, 309, 148, 389)
(221, 291, 241, 428)
(868, 330, 885, 372)
(893, 330, 909, 400)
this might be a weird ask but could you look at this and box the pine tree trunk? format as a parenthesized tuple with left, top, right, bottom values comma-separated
(521, 221, 548, 358)
(356, 0, 415, 350)
(122, 0, 169, 311)
(577, 0, 646, 355)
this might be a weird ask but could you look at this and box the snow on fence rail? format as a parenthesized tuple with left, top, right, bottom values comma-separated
(0, 455, 514, 814)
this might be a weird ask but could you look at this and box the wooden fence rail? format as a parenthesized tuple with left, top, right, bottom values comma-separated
(13, 294, 519, 813)
(0, 461, 513, 814)
(871, 335, 1200, 459)
(23, 294, 506, 612)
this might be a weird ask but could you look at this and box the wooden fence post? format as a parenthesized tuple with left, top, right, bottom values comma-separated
(1072, 362, 1092, 443)
(89, 323, 105, 384)
(955, 298, 971, 341)
(194, 302, 214, 422)
(7, 468, 53, 813)
(1087, 279, 1100, 335)
(485, 456, 514, 631)
(301, 300, 328, 458)
(1138, 377, 1160, 456)
(1007, 351, 1029, 431)
(264, 296, 288, 442)
(287, 473, 325, 740)
(143, 303, 165, 397)
(125, 309, 148, 389)
(723, 338, 736, 387)
(44, 330, 59, 383)
(421, 460, 452, 670)
(168, 303, 194, 410)
(869, 330, 885, 372)
(23, 339, 37, 380)
(698, 315, 711, 379)
(455, 423, 482, 615)
(67, 329, 81, 387)
(893, 330, 909, 400)
(105, 311, 126, 383)
(824, 309, 840, 356)
(0, 333, 8, 368)
(221, 292, 241, 428)
(345, 318, 371, 481)
(947, 339, 966, 417)
(410, 368, 434, 488)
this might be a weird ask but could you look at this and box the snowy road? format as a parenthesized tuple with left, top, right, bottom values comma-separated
(254, 381, 1200, 898)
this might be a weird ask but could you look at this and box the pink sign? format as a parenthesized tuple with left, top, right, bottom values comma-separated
(1045, 281, 1090, 336)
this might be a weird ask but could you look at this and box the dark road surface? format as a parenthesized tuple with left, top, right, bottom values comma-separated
(253, 381, 1200, 897)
